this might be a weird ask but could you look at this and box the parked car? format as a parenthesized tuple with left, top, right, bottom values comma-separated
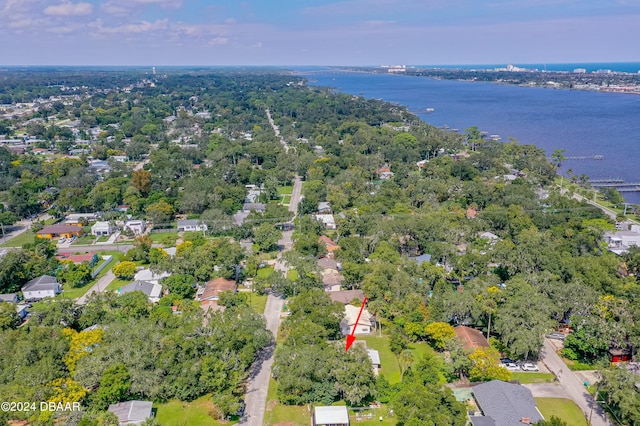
(521, 363, 539, 372)
(503, 363, 520, 371)
(59, 237, 66, 244)
(546, 332, 566, 341)
(500, 358, 515, 364)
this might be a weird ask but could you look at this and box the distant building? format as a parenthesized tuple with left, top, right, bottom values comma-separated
(242, 202, 266, 213)
(91, 221, 115, 236)
(177, 219, 208, 232)
(36, 224, 84, 240)
(124, 220, 146, 235)
(315, 214, 336, 230)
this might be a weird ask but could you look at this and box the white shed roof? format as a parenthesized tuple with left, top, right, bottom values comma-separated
(314, 406, 349, 424)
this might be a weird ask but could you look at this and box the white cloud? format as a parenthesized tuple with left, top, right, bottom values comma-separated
(44, 2, 93, 16)
(101, 0, 182, 15)
(91, 18, 169, 34)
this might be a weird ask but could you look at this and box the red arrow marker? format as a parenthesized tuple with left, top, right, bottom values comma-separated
(346, 297, 368, 352)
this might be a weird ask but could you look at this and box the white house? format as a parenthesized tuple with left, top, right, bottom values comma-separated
(341, 304, 375, 336)
(91, 221, 115, 236)
(177, 219, 208, 232)
(315, 214, 337, 230)
(125, 220, 146, 235)
(313, 406, 350, 426)
(65, 212, 101, 223)
(134, 268, 171, 284)
(22, 275, 61, 301)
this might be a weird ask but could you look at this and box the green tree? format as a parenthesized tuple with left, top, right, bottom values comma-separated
(468, 347, 511, 382)
(161, 274, 196, 299)
(92, 363, 131, 409)
(0, 302, 20, 330)
(253, 222, 282, 253)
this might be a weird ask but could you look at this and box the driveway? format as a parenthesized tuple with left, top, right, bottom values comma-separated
(524, 383, 569, 398)
(76, 269, 116, 305)
(540, 338, 613, 426)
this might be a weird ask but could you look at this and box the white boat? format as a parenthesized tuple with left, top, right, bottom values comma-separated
(425, 108, 435, 113)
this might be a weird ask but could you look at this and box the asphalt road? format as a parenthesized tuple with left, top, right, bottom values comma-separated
(540, 338, 613, 426)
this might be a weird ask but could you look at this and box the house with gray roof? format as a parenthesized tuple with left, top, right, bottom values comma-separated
(107, 400, 153, 426)
(471, 380, 544, 426)
(177, 219, 208, 232)
(118, 280, 162, 303)
(0, 293, 19, 303)
(22, 275, 61, 301)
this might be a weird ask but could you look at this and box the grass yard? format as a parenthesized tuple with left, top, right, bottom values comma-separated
(149, 232, 179, 246)
(278, 186, 293, 195)
(256, 266, 275, 279)
(73, 234, 96, 245)
(105, 278, 132, 293)
(511, 372, 556, 384)
(563, 358, 597, 371)
(280, 195, 291, 205)
(264, 378, 311, 426)
(361, 335, 434, 384)
(60, 281, 95, 299)
(249, 293, 268, 315)
(535, 398, 588, 426)
(155, 394, 237, 426)
(1, 230, 36, 247)
(286, 269, 298, 281)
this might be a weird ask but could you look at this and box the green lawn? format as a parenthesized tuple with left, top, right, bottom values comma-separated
(264, 378, 311, 426)
(74, 234, 96, 245)
(256, 266, 275, 279)
(280, 195, 291, 205)
(155, 394, 237, 426)
(249, 293, 268, 315)
(278, 186, 293, 195)
(511, 372, 556, 384)
(535, 398, 588, 426)
(361, 335, 434, 384)
(286, 270, 298, 281)
(563, 358, 597, 371)
(1, 230, 36, 247)
(105, 278, 132, 293)
(60, 281, 95, 299)
(150, 232, 179, 246)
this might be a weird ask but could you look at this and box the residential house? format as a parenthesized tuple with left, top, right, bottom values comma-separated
(107, 400, 154, 426)
(329, 290, 365, 305)
(455, 325, 490, 352)
(318, 201, 332, 214)
(36, 224, 84, 240)
(341, 304, 375, 336)
(0, 293, 19, 303)
(242, 202, 266, 213)
(57, 252, 98, 264)
(318, 257, 340, 273)
(376, 166, 394, 180)
(609, 348, 632, 363)
(197, 277, 236, 302)
(134, 269, 170, 284)
(177, 219, 208, 232)
(65, 212, 101, 224)
(470, 380, 544, 426)
(313, 406, 350, 426)
(319, 235, 340, 254)
(91, 221, 115, 236)
(22, 275, 61, 301)
(124, 220, 146, 235)
(315, 213, 336, 230)
(322, 271, 344, 292)
(118, 280, 163, 303)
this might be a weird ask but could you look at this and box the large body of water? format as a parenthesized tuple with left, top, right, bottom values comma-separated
(299, 68, 640, 204)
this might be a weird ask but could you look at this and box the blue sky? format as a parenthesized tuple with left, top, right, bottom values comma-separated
(1, 0, 638, 65)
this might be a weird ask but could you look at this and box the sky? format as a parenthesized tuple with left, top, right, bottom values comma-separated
(1, 0, 639, 66)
